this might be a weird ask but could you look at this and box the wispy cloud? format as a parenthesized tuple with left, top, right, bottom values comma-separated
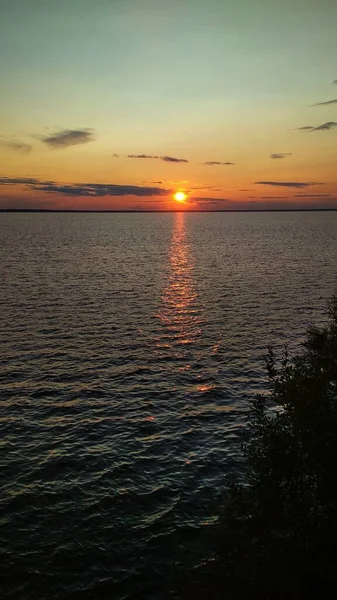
(116, 154, 235, 165)
(0, 140, 32, 154)
(293, 122, 337, 131)
(311, 121, 337, 131)
(294, 193, 331, 198)
(189, 185, 223, 190)
(312, 98, 337, 106)
(204, 161, 235, 166)
(128, 154, 157, 159)
(190, 197, 232, 208)
(0, 176, 169, 197)
(192, 197, 231, 202)
(41, 128, 95, 149)
(0, 176, 45, 185)
(255, 181, 324, 189)
(258, 195, 290, 199)
(270, 153, 292, 159)
(127, 154, 188, 163)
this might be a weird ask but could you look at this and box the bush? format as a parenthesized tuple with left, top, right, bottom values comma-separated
(182, 296, 337, 599)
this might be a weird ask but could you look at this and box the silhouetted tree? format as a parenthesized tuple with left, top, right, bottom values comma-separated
(182, 296, 337, 600)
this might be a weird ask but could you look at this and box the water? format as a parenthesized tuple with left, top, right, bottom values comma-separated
(1, 211, 337, 599)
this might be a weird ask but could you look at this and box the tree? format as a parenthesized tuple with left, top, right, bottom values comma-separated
(182, 296, 337, 599)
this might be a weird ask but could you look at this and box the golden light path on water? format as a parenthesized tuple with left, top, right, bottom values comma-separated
(159, 212, 202, 347)
(156, 213, 215, 393)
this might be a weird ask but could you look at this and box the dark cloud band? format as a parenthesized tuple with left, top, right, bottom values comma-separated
(255, 181, 324, 189)
(0, 176, 169, 197)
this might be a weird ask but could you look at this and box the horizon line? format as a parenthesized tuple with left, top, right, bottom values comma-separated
(1, 208, 337, 214)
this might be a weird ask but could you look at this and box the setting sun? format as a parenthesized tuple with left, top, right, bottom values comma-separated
(174, 191, 187, 203)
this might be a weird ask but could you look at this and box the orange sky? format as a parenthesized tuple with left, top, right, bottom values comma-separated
(1, 0, 336, 210)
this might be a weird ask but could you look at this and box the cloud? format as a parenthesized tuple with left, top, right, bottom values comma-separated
(192, 197, 231, 203)
(334, 80, 337, 85)
(0, 176, 43, 185)
(294, 122, 337, 132)
(312, 98, 337, 106)
(294, 194, 331, 198)
(255, 181, 324, 189)
(162, 155, 188, 163)
(112, 153, 119, 158)
(34, 183, 167, 197)
(127, 154, 188, 163)
(190, 185, 223, 190)
(0, 140, 32, 154)
(311, 121, 337, 131)
(252, 194, 332, 200)
(190, 197, 232, 209)
(270, 153, 292, 159)
(41, 128, 95, 149)
(128, 154, 157, 159)
(204, 161, 235, 166)
(0, 176, 169, 197)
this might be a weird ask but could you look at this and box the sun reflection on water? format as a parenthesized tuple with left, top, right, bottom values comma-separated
(157, 212, 203, 352)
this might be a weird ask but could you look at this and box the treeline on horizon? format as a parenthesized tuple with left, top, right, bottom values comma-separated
(181, 295, 337, 600)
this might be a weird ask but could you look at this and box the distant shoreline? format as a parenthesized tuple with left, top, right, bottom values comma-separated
(1, 209, 337, 214)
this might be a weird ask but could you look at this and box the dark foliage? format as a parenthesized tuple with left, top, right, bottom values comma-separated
(182, 296, 337, 599)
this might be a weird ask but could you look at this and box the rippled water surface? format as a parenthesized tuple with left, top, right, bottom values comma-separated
(1, 211, 337, 599)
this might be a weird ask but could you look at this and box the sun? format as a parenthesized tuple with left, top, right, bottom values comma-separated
(174, 191, 187, 203)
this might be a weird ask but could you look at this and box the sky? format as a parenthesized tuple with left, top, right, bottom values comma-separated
(0, 0, 336, 211)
